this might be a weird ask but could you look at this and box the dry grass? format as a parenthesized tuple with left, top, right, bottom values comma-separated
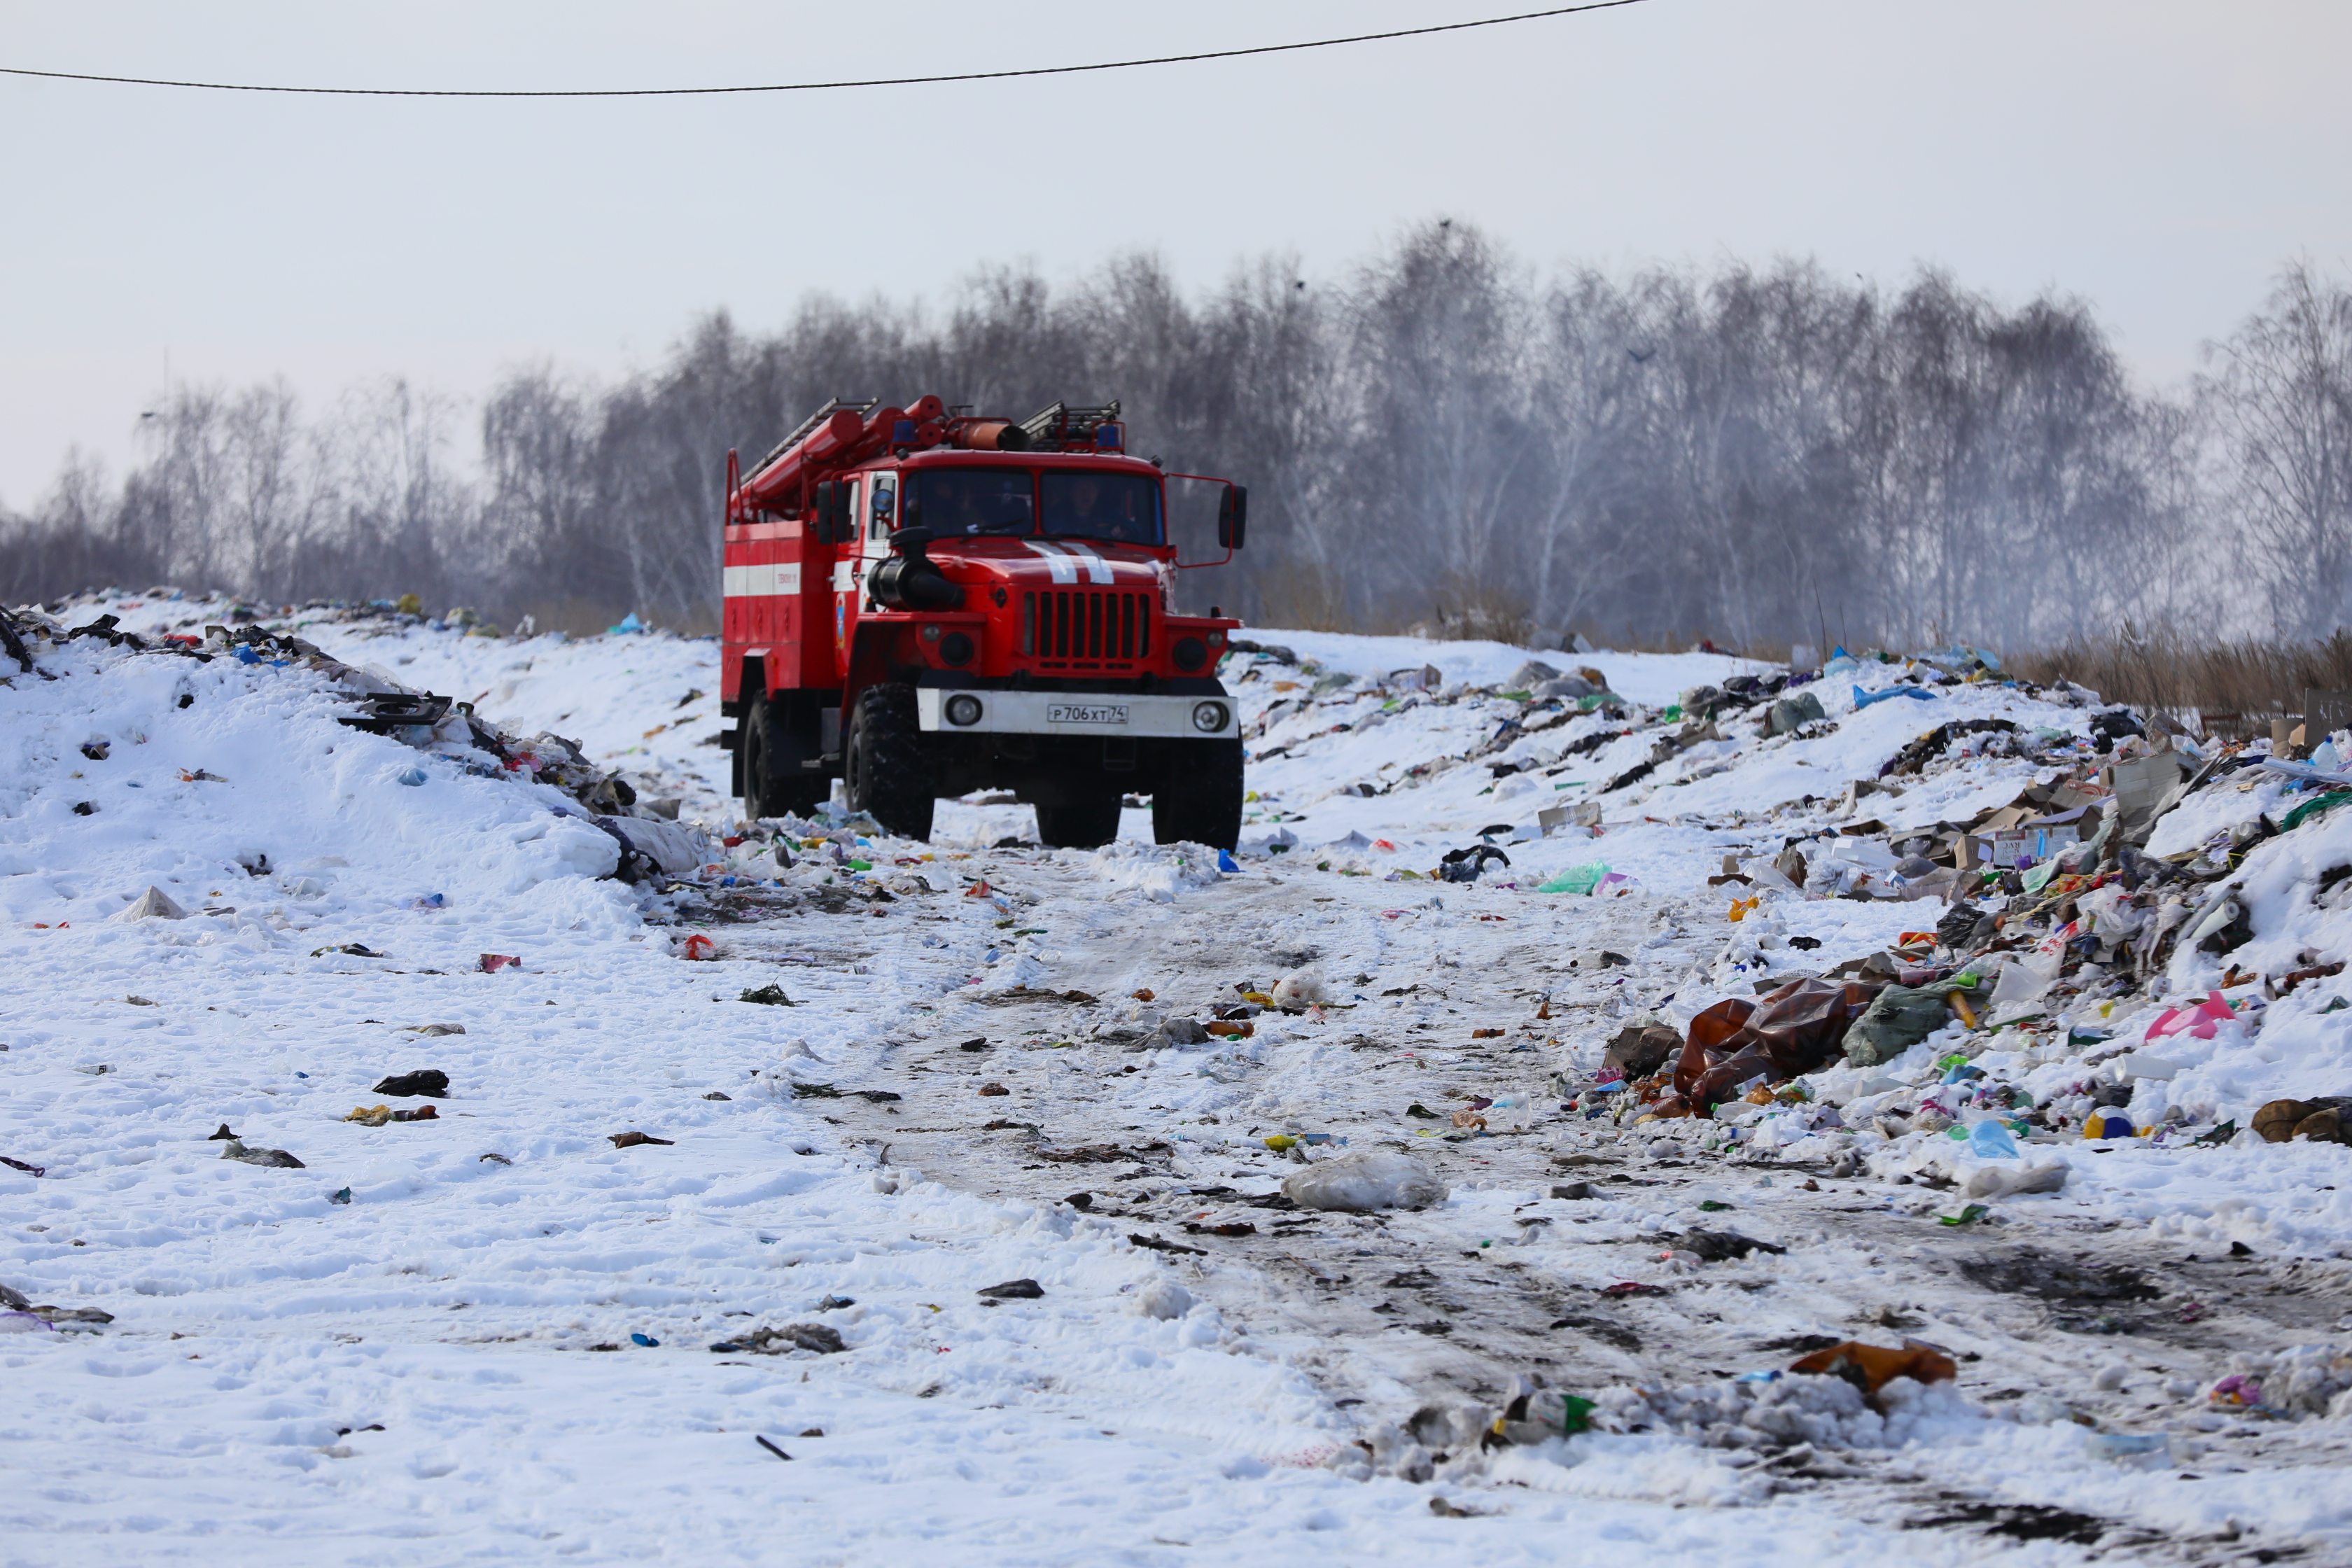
(1252, 571, 1363, 634)
(1420, 573, 1534, 645)
(2006, 626, 2352, 735)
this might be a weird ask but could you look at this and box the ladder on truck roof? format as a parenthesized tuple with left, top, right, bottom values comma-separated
(751, 396, 880, 475)
(1019, 400, 1121, 449)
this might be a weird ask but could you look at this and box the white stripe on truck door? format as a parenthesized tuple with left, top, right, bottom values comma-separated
(724, 564, 803, 596)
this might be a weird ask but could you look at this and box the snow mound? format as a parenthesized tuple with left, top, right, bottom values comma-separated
(0, 635, 636, 944)
(1132, 1279, 1195, 1320)
(1087, 840, 1223, 902)
(1595, 1369, 1980, 1452)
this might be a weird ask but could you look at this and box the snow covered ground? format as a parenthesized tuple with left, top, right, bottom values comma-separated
(6, 591, 2352, 1564)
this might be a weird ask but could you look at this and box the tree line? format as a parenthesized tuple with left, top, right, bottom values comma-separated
(5, 222, 2348, 653)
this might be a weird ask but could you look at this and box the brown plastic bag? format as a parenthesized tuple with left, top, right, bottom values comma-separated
(1602, 1021, 1683, 1082)
(1790, 1339, 1956, 1408)
(1672, 976, 1882, 1112)
(2254, 1096, 2352, 1143)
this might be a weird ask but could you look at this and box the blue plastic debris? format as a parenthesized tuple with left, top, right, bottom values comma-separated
(1854, 684, 1940, 708)
(1967, 1120, 2020, 1160)
(2090, 1432, 2167, 1459)
(608, 612, 646, 635)
(631, 1332, 659, 1348)
(395, 766, 428, 787)
(329, 1187, 351, 1205)
(1217, 849, 1241, 874)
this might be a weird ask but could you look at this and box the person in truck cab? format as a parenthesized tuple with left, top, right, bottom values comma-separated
(909, 470, 1033, 536)
(1041, 472, 1161, 545)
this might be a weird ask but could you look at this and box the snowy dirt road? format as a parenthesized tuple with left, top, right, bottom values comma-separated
(7, 596, 2352, 1564)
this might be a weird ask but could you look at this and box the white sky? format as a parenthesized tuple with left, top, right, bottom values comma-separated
(2, 0, 2346, 510)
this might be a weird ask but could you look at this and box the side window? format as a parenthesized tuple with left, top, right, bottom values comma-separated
(869, 475, 896, 542)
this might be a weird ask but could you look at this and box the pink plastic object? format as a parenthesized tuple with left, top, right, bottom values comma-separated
(2145, 990, 2234, 1042)
(2211, 1373, 2263, 1407)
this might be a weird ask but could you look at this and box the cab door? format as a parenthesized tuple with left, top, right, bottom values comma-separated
(830, 475, 863, 672)
(861, 473, 897, 604)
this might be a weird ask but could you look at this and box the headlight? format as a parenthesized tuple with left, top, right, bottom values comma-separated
(945, 694, 983, 727)
(1191, 701, 1229, 733)
(939, 631, 974, 666)
(1173, 636, 1208, 671)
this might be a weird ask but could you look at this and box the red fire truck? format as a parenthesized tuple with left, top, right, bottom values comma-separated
(719, 396, 1247, 848)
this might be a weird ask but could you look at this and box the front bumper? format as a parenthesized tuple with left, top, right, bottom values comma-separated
(916, 688, 1236, 738)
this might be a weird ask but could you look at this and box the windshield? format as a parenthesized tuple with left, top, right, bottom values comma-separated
(903, 468, 1034, 536)
(1041, 472, 1162, 545)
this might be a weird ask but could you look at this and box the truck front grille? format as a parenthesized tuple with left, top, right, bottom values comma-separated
(1021, 591, 1152, 664)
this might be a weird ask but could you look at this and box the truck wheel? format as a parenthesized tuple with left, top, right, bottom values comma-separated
(743, 695, 828, 822)
(1034, 795, 1124, 850)
(1153, 737, 1243, 850)
(844, 683, 934, 841)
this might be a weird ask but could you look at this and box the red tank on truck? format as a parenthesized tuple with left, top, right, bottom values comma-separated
(719, 396, 1247, 849)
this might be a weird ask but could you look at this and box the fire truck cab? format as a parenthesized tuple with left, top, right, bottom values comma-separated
(720, 396, 1246, 849)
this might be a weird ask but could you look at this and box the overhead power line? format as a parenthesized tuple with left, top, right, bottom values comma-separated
(0, 1, 1649, 99)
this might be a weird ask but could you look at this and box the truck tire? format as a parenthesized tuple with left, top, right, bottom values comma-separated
(844, 682, 934, 841)
(1153, 737, 1243, 850)
(1035, 794, 1124, 850)
(743, 694, 829, 822)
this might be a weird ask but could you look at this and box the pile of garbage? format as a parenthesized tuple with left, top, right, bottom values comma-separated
(1221, 638, 2058, 859)
(1213, 633, 2352, 1171)
(1518, 671, 2352, 1182)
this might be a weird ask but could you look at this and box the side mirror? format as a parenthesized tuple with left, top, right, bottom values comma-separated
(1217, 484, 1248, 551)
(814, 480, 850, 544)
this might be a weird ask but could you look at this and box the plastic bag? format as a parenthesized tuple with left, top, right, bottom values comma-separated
(2145, 990, 2234, 1042)
(1967, 1120, 2019, 1159)
(1670, 976, 1882, 1112)
(1602, 1021, 1681, 1082)
(1844, 983, 1953, 1067)
(1539, 863, 1610, 895)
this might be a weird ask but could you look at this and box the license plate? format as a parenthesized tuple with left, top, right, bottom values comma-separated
(1046, 703, 1128, 726)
